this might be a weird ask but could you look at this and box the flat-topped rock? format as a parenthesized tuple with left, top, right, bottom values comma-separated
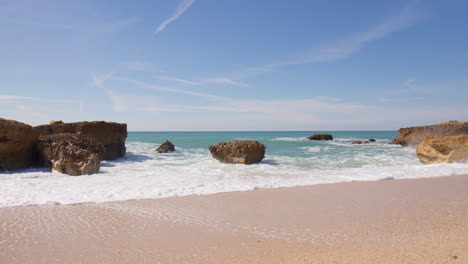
(390, 121, 468, 147)
(36, 121, 127, 160)
(0, 118, 39, 171)
(416, 135, 468, 164)
(157, 140, 175, 153)
(306, 134, 333, 140)
(37, 134, 103, 175)
(209, 140, 266, 165)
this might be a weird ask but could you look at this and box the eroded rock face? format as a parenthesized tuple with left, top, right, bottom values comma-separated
(390, 121, 468, 147)
(209, 140, 266, 165)
(157, 140, 175, 153)
(36, 121, 127, 160)
(0, 118, 39, 171)
(416, 135, 468, 164)
(37, 134, 103, 175)
(306, 134, 333, 140)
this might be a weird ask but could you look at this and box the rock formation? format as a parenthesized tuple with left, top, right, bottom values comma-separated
(416, 135, 468, 164)
(37, 134, 103, 175)
(390, 121, 468, 147)
(50, 120, 64, 125)
(0, 118, 39, 171)
(36, 121, 127, 160)
(157, 140, 175, 153)
(209, 140, 266, 165)
(306, 134, 333, 140)
(368, 139, 376, 142)
(352, 140, 363, 144)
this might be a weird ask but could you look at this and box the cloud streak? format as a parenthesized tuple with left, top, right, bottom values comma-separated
(155, 0, 196, 34)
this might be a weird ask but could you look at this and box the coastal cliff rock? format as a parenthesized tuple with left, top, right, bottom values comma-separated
(416, 135, 468, 164)
(306, 134, 333, 140)
(36, 121, 127, 160)
(37, 134, 103, 175)
(0, 118, 39, 171)
(157, 140, 175, 153)
(209, 140, 266, 165)
(390, 121, 468, 147)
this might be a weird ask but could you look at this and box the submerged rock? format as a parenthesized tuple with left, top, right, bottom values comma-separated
(352, 141, 363, 144)
(0, 118, 39, 171)
(306, 134, 333, 140)
(209, 140, 266, 165)
(390, 121, 468, 147)
(157, 140, 175, 153)
(368, 138, 376, 142)
(36, 121, 127, 160)
(416, 135, 468, 164)
(37, 134, 103, 175)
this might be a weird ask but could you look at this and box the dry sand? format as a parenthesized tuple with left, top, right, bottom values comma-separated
(1, 175, 467, 264)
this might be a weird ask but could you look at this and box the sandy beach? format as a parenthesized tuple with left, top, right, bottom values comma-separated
(1, 174, 467, 264)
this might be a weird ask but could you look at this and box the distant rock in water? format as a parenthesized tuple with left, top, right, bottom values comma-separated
(50, 120, 64, 125)
(209, 140, 266, 165)
(352, 140, 363, 144)
(416, 135, 468, 164)
(36, 121, 127, 160)
(390, 121, 468, 147)
(306, 134, 333, 140)
(368, 138, 376, 142)
(37, 134, 103, 175)
(364, 141, 369, 144)
(0, 118, 39, 171)
(157, 140, 175, 153)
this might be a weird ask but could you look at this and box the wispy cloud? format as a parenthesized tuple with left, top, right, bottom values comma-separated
(0, 95, 35, 100)
(155, 0, 196, 34)
(92, 72, 113, 87)
(158, 75, 200, 85)
(205, 77, 249, 87)
(125, 61, 162, 73)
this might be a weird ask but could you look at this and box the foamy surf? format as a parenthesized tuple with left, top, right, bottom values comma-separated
(1, 131, 467, 207)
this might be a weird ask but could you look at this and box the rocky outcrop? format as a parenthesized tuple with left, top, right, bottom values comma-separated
(209, 140, 266, 165)
(50, 120, 64, 125)
(37, 134, 103, 175)
(0, 118, 39, 171)
(390, 121, 468, 147)
(36, 121, 127, 160)
(352, 140, 363, 144)
(368, 139, 376, 142)
(306, 134, 333, 140)
(157, 140, 175, 153)
(416, 135, 468, 164)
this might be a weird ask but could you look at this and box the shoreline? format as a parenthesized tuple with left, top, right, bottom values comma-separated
(1, 174, 467, 263)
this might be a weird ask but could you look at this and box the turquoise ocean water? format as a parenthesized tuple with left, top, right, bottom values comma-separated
(2, 131, 468, 207)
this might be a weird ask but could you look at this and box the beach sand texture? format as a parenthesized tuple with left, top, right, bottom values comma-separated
(1, 175, 467, 264)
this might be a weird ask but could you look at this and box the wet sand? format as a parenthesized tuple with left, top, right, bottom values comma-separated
(1, 175, 467, 263)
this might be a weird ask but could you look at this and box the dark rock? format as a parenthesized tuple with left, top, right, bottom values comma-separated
(368, 138, 376, 142)
(209, 140, 266, 164)
(157, 140, 175, 153)
(36, 121, 127, 160)
(364, 141, 369, 144)
(37, 134, 103, 175)
(0, 118, 39, 171)
(390, 121, 468, 147)
(352, 141, 363, 144)
(306, 134, 333, 140)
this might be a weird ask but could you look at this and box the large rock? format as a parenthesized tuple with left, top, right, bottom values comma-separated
(306, 134, 333, 140)
(37, 134, 103, 175)
(156, 140, 175, 153)
(36, 121, 127, 160)
(0, 118, 39, 171)
(390, 121, 468, 147)
(209, 140, 266, 165)
(416, 135, 468, 164)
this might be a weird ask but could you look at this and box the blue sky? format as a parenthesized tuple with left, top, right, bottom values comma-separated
(1, 0, 467, 131)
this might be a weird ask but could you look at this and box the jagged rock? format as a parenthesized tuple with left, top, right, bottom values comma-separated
(416, 135, 468, 164)
(50, 120, 64, 125)
(36, 121, 127, 160)
(368, 139, 376, 142)
(209, 140, 266, 165)
(157, 140, 175, 153)
(37, 134, 103, 175)
(0, 118, 39, 171)
(390, 121, 468, 147)
(306, 134, 333, 140)
(352, 141, 363, 144)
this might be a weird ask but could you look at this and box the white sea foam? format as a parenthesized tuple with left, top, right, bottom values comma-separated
(272, 137, 305, 142)
(1, 141, 467, 207)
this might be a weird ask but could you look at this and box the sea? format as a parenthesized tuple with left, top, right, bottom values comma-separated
(1, 131, 468, 207)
